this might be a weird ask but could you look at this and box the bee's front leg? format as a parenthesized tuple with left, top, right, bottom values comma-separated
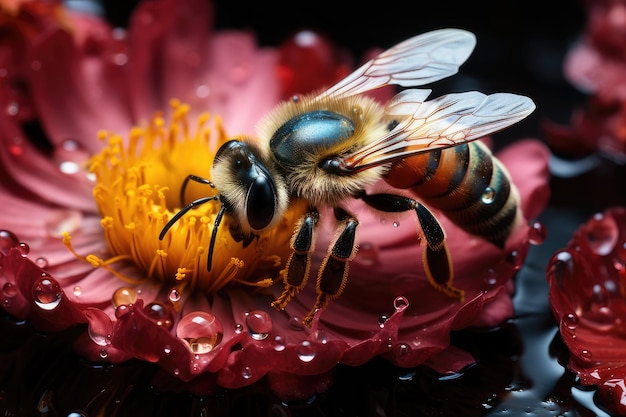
(357, 192, 464, 302)
(302, 207, 358, 326)
(271, 210, 319, 311)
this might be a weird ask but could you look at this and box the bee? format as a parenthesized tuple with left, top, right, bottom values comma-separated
(160, 28, 535, 325)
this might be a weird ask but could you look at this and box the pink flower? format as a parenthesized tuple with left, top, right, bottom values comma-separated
(545, 0, 626, 159)
(0, 0, 551, 399)
(547, 207, 626, 416)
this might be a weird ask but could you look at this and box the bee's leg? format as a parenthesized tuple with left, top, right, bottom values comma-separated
(302, 208, 358, 326)
(357, 192, 464, 302)
(271, 210, 320, 311)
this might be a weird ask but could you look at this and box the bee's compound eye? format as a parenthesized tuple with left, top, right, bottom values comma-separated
(246, 173, 278, 231)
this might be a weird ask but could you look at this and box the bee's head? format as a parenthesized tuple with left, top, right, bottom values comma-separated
(211, 139, 289, 235)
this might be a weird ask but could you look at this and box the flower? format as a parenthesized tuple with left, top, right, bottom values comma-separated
(544, 0, 626, 160)
(546, 207, 626, 416)
(0, 0, 551, 400)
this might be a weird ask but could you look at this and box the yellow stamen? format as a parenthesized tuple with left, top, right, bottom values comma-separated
(74, 100, 305, 296)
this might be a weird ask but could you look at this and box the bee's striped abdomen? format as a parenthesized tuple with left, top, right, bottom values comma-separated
(384, 140, 519, 247)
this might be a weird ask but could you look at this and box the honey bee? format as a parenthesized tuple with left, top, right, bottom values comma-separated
(160, 28, 535, 325)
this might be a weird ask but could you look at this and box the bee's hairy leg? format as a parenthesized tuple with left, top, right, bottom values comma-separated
(357, 191, 464, 302)
(271, 210, 319, 311)
(302, 207, 358, 326)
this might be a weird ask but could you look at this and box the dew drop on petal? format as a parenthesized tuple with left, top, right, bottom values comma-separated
(233, 323, 244, 334)
(195, 84, 210, 98)
(394, 296, 409, 312)
(6, 102, 18, 116)
(378, 314, 390, 328)
(32, 274, 62, 310)
(2, 283, 17, 298)
(114, 304, 130, 319)
(273, 335, 286, 352)
(580, 349, 593, 361)
(73, 286, 82, 297)
(314, 329, 329, 344)
(297, 340, 316, 362)
(481, 187, 496, 204)
(85, 308, 113, 347)
(242, 366, 253, 379)
(0, 230, 19, 254)
(392, 221, 400, 228)
(586, 212, 618, 256)
(563, 312, 579, 330)
(289, 316, 306, 331)
(168, 288, 181, 302)
(16, 242, 29, 257)
(111, 287, 137, 308)
(144, 302, 174, 329)
(528, 221, 547, 245)
(99, 349, 108, 359)
(177, 311, 224, 354)
(163, 345, 171, 354)
(35, 257, 48, 268)
(550, 250, 575, 289)
(483, 268, 497, 286)
(245, 310, 272, 341)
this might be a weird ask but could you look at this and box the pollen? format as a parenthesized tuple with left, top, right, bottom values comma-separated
(79, 100, 301, 295)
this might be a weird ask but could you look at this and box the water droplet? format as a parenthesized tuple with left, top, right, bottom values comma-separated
(32, 274, 62, 310)
(242, 366, 253, 379)
(73, 286, 82, 297)
(144, 302, 174, 329)
(85, 308, 113, 346)
(99, 349, 108, 359)
(586, 212, 618, 256)
(297, 340, 316, 362)
(563, 312, 579, 330)
(484, 268, 498, 285)
(580, 349, 593, 361)
(396, 343, 410, 357)
(481, 187, 496, 204)
(392, 221, 400, 228)
(273, 335, 286, 352)
(245, 310, 273, 340)
(111, 287, 137, 308)
(314, 329, 329, 344)
(549, 250, 575, 289)
(394, 296, 409, 312)
(234, 323, 244, 334)
(173, 368, 180, 376)
(528, 221, 547, 245)
(114, 304, 130, 319)
(291, 94, 300, 103)
(163, 345, 171, 354)
(378, 314, 389, 328)
(16, 242, 30, 256)
(0, 230, 19, 254)
(35, 257, 48, 268)
(168, 288, 181, 302)
(288, 316, 306, 331)
(6, 102, 18, 116)
(177, 312, 224, 354)
(195, 84, 210, 98)
(113, 53, 128, 66)
(506, 248, 525, 270)
(2, 282, 17, 298)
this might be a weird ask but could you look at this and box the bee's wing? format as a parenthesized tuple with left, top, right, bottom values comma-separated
(315, 28, 476, 101)
(341, 90, 536, 171)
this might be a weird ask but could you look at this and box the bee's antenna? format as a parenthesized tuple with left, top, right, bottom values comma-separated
(158, 196, 219, 240)
(207, 204, 226, 271)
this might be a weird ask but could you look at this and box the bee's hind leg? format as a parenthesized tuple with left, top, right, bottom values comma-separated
(301, 207, 359, 326)
(357, 191, 464, 302)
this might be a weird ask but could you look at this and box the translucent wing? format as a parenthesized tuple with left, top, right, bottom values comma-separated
(341, 90, 536, 172)
(315, 28, 476, 100)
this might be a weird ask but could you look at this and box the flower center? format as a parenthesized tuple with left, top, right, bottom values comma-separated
(74, 100, 300, 295)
